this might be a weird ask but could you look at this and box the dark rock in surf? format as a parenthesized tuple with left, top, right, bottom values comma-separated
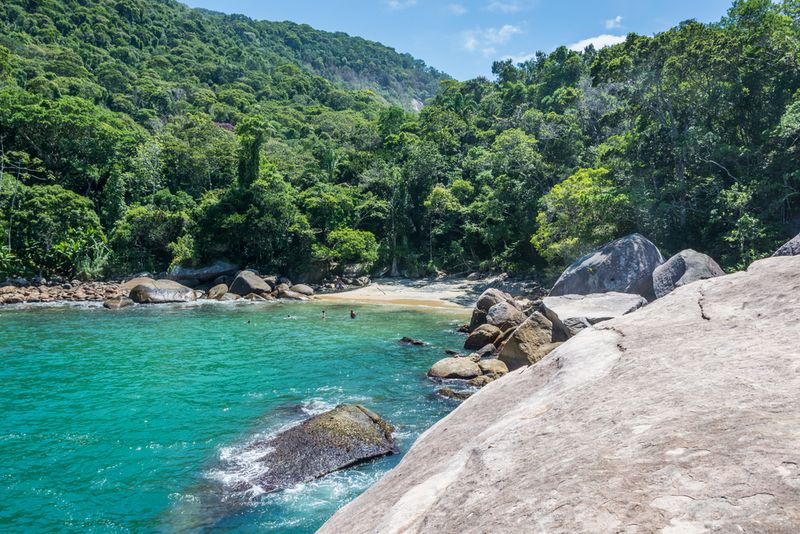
(245, 404, 396, 493)
(129, 280, 197, 304)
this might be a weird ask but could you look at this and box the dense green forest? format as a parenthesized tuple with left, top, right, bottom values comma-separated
(1, 0, 799, 280)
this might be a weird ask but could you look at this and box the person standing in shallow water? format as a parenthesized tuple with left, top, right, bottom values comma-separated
(322, 310, 327, 320)
(350, 309, 357, 319)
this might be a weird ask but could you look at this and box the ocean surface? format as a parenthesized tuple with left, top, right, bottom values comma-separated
(0, 300, 468, 533)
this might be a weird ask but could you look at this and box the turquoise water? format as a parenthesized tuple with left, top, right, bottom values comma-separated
(0, 301, 467, 533)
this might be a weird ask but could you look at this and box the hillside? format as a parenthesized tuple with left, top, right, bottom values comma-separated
(0, 0, 799, 283)
(0, 0, 447, 113)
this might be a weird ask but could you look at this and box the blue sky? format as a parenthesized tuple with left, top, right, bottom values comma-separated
(183, 0, 735, 80)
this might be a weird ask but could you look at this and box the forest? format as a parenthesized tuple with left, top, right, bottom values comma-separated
(1, 0, 799, 280)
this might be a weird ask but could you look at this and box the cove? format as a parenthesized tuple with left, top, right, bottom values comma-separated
(0, 301, 467, 533)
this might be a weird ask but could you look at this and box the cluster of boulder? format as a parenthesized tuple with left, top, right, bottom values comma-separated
(431, 232, 758, 397)
(0, 279, 125, 305)
(122, 267, 317, 307)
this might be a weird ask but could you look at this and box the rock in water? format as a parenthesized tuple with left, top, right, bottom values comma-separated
(550, 233, 664, 301)
(229, 270, 271, 296)
(773, 233, 800, 257)
(245, 404, 395, 494)
(542, 292, 647, 341)
(206, 283, 228, 300)
(652, 249, 725, 298)
(128, 280, 197, 304)
(320, 256, 800, 534)
(103, 296, 134, 309)
(427, 358, 482, 379)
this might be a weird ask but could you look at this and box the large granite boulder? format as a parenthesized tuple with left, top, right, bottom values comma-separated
(542, 292, 648, 341)
(497, 312, 557, 371)
(476, 288, 516, 312)
(321, 255, 800, 534)
(773, 233, 800, 256)
(129, 280, 197, 304)
(485, 302, 526, 331)
(206, 283, 228, 300)
(427, 358, 482, 380)
(230, 404, 396, 495)
(229, 270, 271, 296)
(550, 233, 664, 301)
(290, 284, 315, 296)
(464, 324, 501, 350)
(168, 261, 238, 284)
(652, 249, 725, 299)
(103, 296, 134, 310)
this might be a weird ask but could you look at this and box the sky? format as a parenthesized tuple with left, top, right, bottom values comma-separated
(183, 0, 735, 80)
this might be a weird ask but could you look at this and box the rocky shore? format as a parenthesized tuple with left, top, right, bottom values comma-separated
(320, 233, 800, 533)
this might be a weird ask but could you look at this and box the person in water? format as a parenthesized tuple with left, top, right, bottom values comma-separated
(350, 309, 357, 319)
(322, 310, 327, 320)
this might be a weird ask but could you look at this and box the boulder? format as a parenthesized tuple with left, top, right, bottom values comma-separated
(232, 404, 395, 495)
(290, 284, 315, 296)
(475, 343, 496, 358)
(229, 270, 271, 296)
(427, 358, 482, 380)
(321, 255, 800, 534)
(437, 388, 473, 401)
(244, 293, 269, 301)
(497, 312, 555, 371)
(477, 359, 508, 375)
(128, 280, 197, 304)
(550, 233, 664, 301)
(400, 337, 427, 346)
(103, 296, 134, 310)
(467, 375, 497, 388)
(468, 308, 487, 331)
(277, 288, 308, 301)
(219, 293, 241, 301)
(475, 288, 516, 313)
(206, 283, 228, 300)
(773, 233, 800, 257)
(653, 249, 725, 298)
(542, 292, 648, 341)
(168, 262, 238, 284)
(464, 324, 501, 350)
(486, 302, 526, 331)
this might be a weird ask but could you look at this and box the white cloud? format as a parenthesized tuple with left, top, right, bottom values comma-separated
(387, 0, 417, 10)
(504, 52, 537, 64)
(486, 1, 522, 13)
(463, 24, 523, 56)
(605, 15, 623, 29)
(568, 34, 626, 52)
(448, 3, 467, 15)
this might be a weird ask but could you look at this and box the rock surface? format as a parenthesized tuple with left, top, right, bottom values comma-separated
(652, 249, 725, 298)
(229, 270, 271, 296)
(290, 283, 315, 296)
(128, 280, 197, 304)
(497, 312, 556, 370)
(103, 296, 134, 310)
(463, 324, 501, 350)
(550, 233, 664, 301)
(207, 283, 228, 300)
(427, 358, 482, 380)
(236, 404, 396, 495)
(542, 292, 647, 341)
(485, 302, 526, 331)
(320, 256, 800, 534)
(169, 261, 238, 284)
(773, 233, 800, 256)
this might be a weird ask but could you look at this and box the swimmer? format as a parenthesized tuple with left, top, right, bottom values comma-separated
(350, 309, 357, 319)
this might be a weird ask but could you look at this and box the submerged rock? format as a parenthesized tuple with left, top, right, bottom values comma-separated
(652, 249, 725, 298)
(400, 337, 428, 346)
(437, 388, 473, 401)
(103, 296, 134, 309)
(542, 292, 647, 341)
(321, 255, 800, 534)
(550, 233, 664, 301)
(242, 404, 396, 494)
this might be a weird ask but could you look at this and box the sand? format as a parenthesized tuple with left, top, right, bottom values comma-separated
(317, 278, 486, 309)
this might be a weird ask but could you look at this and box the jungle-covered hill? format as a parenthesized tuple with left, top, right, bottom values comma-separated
(0, 0, 799, 281)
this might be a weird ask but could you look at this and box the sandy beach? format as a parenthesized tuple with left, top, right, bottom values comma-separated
(317, 277, 517, 309)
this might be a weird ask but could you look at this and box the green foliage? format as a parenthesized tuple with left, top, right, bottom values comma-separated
(324, 228, 379, 265)
(532, 168, 632, 263)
